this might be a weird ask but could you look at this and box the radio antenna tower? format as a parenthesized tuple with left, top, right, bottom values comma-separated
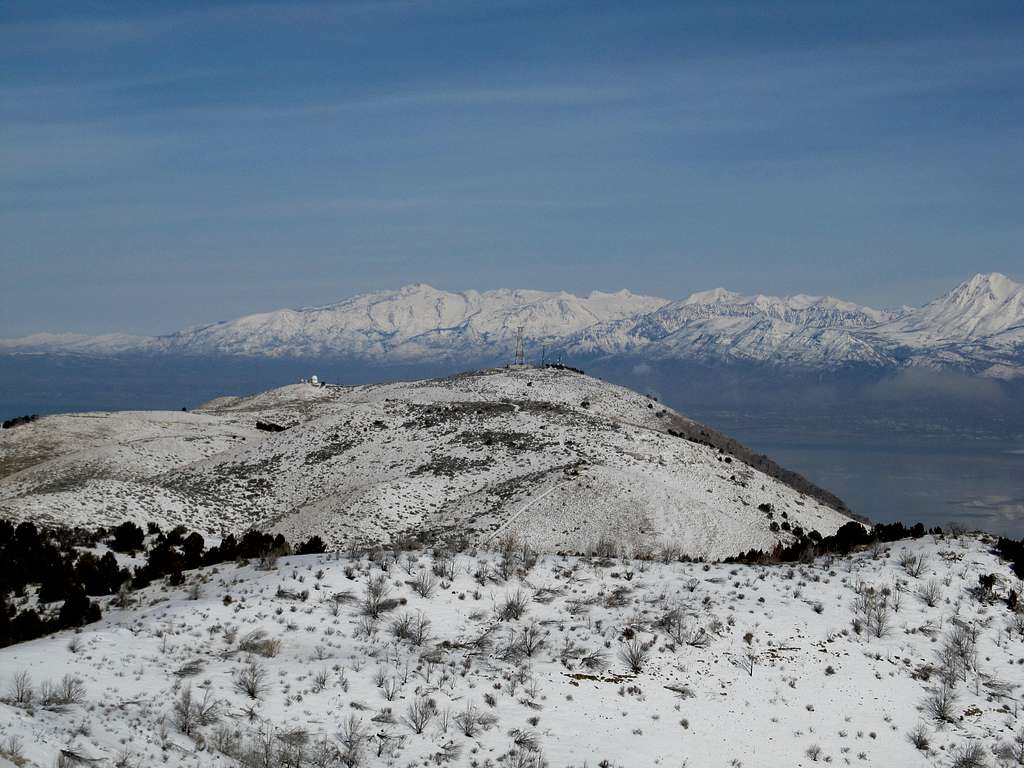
(514, 326, 525, 367)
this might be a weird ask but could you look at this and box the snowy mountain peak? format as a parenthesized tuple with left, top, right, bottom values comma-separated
(944, 272, 1021, 305)
(880, 272, 1024, 346)
(683, 287, 744, 305)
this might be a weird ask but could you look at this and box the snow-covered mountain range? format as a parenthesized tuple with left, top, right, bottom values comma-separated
(3, 273, 1022, 378)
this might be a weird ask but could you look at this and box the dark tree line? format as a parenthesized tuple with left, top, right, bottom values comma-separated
(725, 520, 940, 565)
(996, 536, 1024, 580)
(542, 363, 585, 375)
(727, 518, 1024, 602)
(0, 521, 109, 646)
(1, 414, 38, 430)
(0, 518, 326, 648)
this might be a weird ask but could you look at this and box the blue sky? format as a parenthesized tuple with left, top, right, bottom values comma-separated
(2, 0, 1022, 336)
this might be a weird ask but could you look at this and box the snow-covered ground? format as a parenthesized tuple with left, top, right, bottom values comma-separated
(1, 533, 1021, 767)
(0, 368, 853, 560)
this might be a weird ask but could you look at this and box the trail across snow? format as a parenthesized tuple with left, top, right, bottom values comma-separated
(481, 485, 557, 546)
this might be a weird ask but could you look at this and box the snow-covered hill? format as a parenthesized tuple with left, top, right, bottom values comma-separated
(0, 368, 853, 560)
(1, 533, 1020, 767)
(2, 274, 1021, 377)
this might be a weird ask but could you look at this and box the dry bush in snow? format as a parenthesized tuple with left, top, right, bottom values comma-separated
(995, 725, 1024, 764)
(238, 629, 281, 657)
(234, 660, 268, 700)
(916, 579, 942, 607)
(949, 740, 987, 768)
(906, 724, 930, 751)
(402, 696, 437, 734)
(921, 683, 958, 724)
(851, 584, 891, 638)
(362, 573, 395, 618)
(498, 589, 530, 621)
(7, 670, 34, 706)
(411, 569, 438, 598)
(173, 684, 221, 736)
(618, 639, 650, 674)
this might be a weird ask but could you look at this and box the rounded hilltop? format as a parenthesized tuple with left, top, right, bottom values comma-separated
(0, 366, 857, 560)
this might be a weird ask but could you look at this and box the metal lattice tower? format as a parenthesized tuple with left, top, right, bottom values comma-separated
(514, 326, 525, 366)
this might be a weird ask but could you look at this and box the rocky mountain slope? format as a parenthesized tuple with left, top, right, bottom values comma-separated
(566, 273, 1024, 376)
(1, 273, 1021, 378)
(565, 288, 900, 367)
(0, 367, 854, 559)
(1, 533, 1019, 767)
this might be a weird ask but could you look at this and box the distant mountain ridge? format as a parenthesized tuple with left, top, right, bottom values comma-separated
(159, 285, 668, 360)
(2, 273, 1022, 378)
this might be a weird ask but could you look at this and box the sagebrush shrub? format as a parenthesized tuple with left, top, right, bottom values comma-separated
(618, 639, 649, 674)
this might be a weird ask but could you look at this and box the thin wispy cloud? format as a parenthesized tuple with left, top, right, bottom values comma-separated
(2, 0, 1021, 335)
(0, 0, 457, 53)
